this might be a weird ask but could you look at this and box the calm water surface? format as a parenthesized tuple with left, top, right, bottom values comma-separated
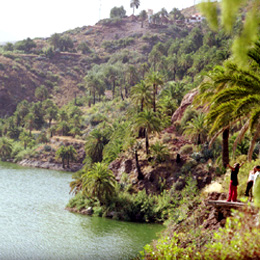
(0, 162, 163, 260)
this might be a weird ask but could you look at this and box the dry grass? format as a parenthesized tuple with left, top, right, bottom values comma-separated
(52, 135, 85, 144)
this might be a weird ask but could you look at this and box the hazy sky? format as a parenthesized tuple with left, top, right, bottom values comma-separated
(0, 0, 197, 42)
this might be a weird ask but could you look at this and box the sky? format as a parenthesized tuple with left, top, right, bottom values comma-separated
(0, 0, 197, 43)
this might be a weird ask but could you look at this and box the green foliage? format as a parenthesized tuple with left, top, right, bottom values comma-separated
(82, 162, 117, 204)
(85, 128, 109, 163)
(150, 141, 170, 163)
(179, 144, 194, 155)
(110, 6, 126, 18)
(200, 0, 260, 67)
(180, 108, 198, 130)
(201, 211, 260, 259)
(89, 113, 107, 126)
(102, 37, 135, 52)
(56, 145, 77, 168)
(77, 42, 92, 54)
(0, 137, 13, 161)
(35, 85, 48, 102)
(14, 38, 36, 53)
(183, 113, 209, 145)
(3, 43, 14, 52)
(49, 33, 74, 52)
(14, 147, 36, 162)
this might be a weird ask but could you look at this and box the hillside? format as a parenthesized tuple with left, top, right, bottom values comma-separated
(0, 17, 175, 115)
(0, 5, 229, 116)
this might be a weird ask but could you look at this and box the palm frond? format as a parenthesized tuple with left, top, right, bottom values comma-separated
(232, 119, 250, 158)
(249, 107, 260, 132)
(235, 95, 260, 116)
(213, 87, 250, 104)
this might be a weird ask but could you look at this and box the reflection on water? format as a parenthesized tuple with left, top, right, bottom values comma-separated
(0, 162, 163, 260)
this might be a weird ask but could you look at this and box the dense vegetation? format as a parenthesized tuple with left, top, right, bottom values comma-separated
(1, 1, 260, 258)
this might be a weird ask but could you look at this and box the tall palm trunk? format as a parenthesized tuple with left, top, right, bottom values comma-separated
(112, 80, 116, 99)
(135, 150, 143, 180)
(248, 122, 260, 162)
(120, 85, 124, 101)
(197, 133, 201, 145)
(145, 129, 150, 155)
(153, 84, 156, 112)
(222, 128, 229, 167)
(93, 87, 96, 105)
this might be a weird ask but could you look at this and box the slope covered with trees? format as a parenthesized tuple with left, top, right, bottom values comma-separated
(2, 1, 260, 258)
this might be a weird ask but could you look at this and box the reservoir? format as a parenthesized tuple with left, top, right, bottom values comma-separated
(0, 162, 163, 260)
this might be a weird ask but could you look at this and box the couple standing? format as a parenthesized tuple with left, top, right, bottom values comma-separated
(226, 162, 260, 202)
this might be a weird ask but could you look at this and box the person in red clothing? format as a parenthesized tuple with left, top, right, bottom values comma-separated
(226, 162, 244, 202)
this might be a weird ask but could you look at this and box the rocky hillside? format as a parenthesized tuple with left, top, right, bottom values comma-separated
(0, 9, 205, 116)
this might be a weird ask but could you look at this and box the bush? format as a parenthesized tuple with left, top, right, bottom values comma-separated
(43, 145, 52, 152)
(14, 148, 35, 162)
(89, 113, 107, 126)
(0, 63, 5, 70)
(150, 141, 170, 163)
(179, 144, 193, 155)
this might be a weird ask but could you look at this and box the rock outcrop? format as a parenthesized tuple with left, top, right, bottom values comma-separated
(171, 88, 198, 123)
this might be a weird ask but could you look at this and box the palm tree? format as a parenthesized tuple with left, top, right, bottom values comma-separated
(134, 109, 162, 154)
(56, 146, 67, 168)
(130, 0, 140, 15)
(146, 71, 164, 112)
(84, 73, 103, 106)
(125, 65, 139, 97)
(45, 106, 58, 128)
(150, 141, 169, 163)
(56, 121, 70, 136)
(183, 113, 208, 145)
(205, 45, 260, 161)
(35, 85, 48, 102)
(69, 127, 81, 138)
(139, 10, 147, 28)
(0, 137, 12, 161)
(24, 113, 35, 135)
(196, 40, 260, 164)
(69, 171, 84, 195)
(66, 145, 77, 168)
(195, 61, 245, 167)
(131, 80, 152, 112)
(148, 49, 162, 72)
(105, 65, 119, 100)
(159, 81, 185, 106)
(19, 131, 32, 149)
(85, 129, 109, 163)
(15, 100, 29, 126)
(59, 110, 68, 122)
(82, 162, 116, 204)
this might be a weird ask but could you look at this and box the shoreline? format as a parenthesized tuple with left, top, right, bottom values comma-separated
(18, 158, 83, 172)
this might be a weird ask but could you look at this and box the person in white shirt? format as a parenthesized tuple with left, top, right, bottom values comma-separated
(245, 166, 259, 198)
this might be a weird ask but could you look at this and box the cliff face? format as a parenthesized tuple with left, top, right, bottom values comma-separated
(171, 88, 198, 123)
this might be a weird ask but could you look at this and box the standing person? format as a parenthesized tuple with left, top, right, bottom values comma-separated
(253, 166, 260, 207)
(245, 166, 258, 199)
(226, 162, 244, 202)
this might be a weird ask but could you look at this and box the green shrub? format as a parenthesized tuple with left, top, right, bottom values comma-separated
(179, 144, 194, 155)
(89, 113, 107, 126)
(150, 141, 170, 163)
(14, 148, 35, 162)
(43, 145, 52, 152)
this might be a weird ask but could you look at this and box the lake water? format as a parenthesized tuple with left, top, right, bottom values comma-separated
(0, 162, 163, 260)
